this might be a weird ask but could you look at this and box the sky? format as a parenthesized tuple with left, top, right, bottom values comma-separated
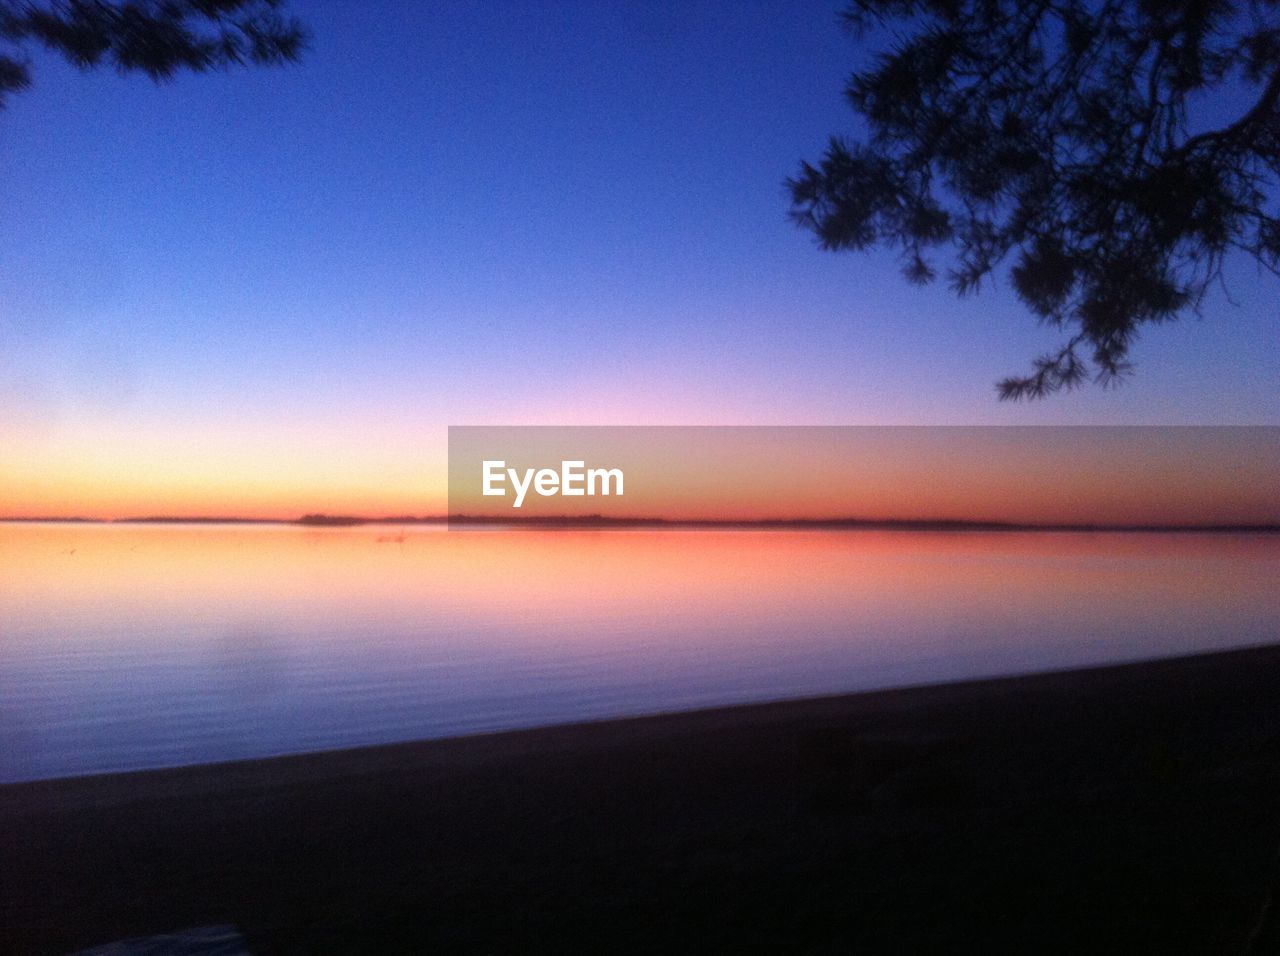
(1, 0, 1277, 518)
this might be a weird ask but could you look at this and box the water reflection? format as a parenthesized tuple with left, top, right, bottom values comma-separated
(1, 523, 1276, 782)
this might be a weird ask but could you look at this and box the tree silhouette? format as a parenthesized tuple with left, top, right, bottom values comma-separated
(0, 0, 305, 108)
(789, 0, 1280, 398)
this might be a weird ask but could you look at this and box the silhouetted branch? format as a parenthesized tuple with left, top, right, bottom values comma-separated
(0, 0, 305, 107)
(793, 0, 1280, 397)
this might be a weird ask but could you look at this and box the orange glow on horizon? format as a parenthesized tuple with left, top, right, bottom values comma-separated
(3, 426, 1277, 525)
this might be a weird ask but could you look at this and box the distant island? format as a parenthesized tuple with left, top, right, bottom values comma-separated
(0, 514, 1277, 533)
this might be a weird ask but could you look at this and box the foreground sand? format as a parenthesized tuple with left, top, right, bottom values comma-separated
(4, 645, 1280, 954)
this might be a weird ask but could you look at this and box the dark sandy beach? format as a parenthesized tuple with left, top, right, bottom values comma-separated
(4, 644, 1280, 954)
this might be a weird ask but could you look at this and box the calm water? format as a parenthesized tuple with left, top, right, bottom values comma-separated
(1, 523, 1277, 783)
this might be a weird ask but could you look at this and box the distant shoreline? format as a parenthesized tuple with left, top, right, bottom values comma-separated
(1, 514, 1278, 533)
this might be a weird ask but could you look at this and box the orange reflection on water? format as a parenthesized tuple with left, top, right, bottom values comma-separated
(3, 522, 1275, 643)
(1, 523, 1277, 781)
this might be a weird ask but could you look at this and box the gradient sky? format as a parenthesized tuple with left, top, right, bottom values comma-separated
(1, 0, 1277, 518)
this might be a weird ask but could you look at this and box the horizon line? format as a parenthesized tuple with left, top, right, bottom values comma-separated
(1, 514, 1278, 533)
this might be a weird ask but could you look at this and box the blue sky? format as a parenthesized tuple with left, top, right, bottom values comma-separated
(1, 0, 1276, 514)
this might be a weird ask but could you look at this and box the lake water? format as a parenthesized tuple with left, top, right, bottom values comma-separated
(1, 523, 1277, 783)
